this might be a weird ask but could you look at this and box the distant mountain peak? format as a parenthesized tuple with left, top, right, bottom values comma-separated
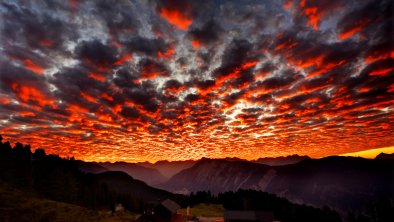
(375, 152, 394, 159)
(254, 155, 311, 166)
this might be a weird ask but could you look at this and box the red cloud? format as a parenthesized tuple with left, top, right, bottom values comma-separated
(11, 83, 53, 107)
(140, 62, 169, 79)
(158, 45, 176, 59)
(159, 7, 192, 30)
(88, 72, 107, 83)
(338, 19, 370, 40)
(114, 53, 132, 65)
(298, 0, 343, 30)
(23, 59, 44, 75)
(192, 39, 200, 49)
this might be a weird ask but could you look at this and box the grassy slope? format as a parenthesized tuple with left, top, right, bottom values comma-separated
(178, 203, 224, 217)
(0, 183, 139, 222)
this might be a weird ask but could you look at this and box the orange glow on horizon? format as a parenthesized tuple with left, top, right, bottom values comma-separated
(340, 146, 394, 159)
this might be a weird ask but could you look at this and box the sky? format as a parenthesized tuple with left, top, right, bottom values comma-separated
(0, 0, 393, 163)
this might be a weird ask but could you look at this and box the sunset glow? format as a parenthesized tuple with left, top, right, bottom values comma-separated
(340, 146, 394, 159)
(0, 0, 393, 163)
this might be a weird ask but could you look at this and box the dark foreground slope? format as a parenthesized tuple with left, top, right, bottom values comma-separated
(161, 156, 394, 214)
(185, 189, 342, 222)
(0, 182, 139, 222)
(95, 171, 174, 201)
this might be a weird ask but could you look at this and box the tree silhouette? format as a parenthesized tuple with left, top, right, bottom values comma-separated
(0, 135, 146, 213)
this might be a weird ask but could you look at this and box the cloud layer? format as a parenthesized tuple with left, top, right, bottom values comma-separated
(0, 0, 393, 162)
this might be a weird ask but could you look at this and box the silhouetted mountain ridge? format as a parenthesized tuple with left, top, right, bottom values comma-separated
(137, 159, 196, 178)
(78, 161, 108, 174)
(375, 152, 394, 160)
(80, 155, 312, 184)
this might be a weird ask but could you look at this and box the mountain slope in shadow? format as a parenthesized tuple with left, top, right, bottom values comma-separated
(95, 171, 175, 201)
(98, 162, 167, 186)
(78, 161, 109, 174)
(0, 182, 139, 222)
(160, 156, 394, 213)
(375, 152, 394, 160)
(157, 158, 271, 194)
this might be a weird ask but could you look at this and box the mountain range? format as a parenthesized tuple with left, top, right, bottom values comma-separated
(136, 160, 196, 178)
(80, 160, 196, 186)
(158, 155, 394, 214)
(80, 155, 309, 185)
(78, 153, 394, 214)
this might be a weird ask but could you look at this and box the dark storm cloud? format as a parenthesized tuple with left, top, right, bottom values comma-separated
(0, 60, 46, 92)
(49, 67, 105, 111)
(94, 0, 140, 34)
(256, 62, 278, 75)
(128, 81, 160, 113)
(137, 58, 170, 78)
(3, 45, 50, 72)
(299, 76, 332, 91)
(260, 70, 302, 90)
(161, 110, 178, 119)
(124, 37, 168, 56)
(322, 42, 363, 65)
(1, 1, 74, 50)
(164, 79, 182, 90)
(184, 93, 200, 102)
(195, 79, 216, 90)
(336, 0, 388, 39)
(76, 40, 118, 67)
(120, 106, 141, 120)
(231, 70, 255, 88)
(41, 104, 71, 117)
(188, 19, 222, 46)
(113, 68, 139, 88)
(223, 91, 245, 106)
(360, 58, 394, 77)
(213, 39, 256, 78)
(10, 114, 53, 126)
